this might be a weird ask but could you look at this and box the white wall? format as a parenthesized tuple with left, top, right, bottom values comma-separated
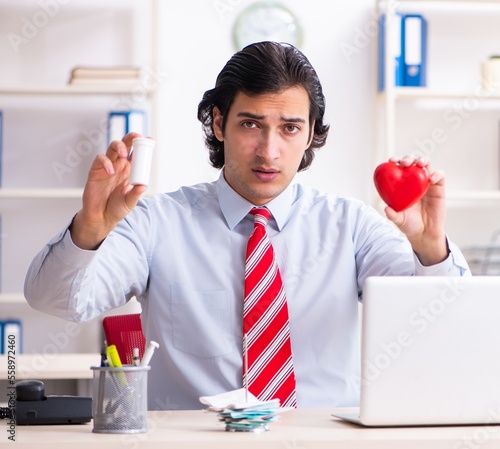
(154, 1, 500, 252)
(155, 0, 377, 202)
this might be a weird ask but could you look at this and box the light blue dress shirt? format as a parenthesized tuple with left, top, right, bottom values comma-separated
(25, 172, 470, 410)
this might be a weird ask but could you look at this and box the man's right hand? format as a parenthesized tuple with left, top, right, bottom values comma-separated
(69, 132, 147, 250)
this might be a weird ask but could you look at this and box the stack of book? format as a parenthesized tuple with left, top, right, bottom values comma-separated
(68, 66, 142, 87)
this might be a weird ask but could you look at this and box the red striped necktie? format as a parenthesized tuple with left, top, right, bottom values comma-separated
(243, 207, 297, 408)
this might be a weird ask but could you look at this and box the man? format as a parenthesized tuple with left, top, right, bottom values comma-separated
(25, 42, 470, 410)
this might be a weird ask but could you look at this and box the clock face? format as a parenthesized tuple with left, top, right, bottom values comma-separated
(233, 2, 303, 50)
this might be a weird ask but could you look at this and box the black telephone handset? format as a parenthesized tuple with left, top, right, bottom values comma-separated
(16, 379, 46, 402)
(15, 380, 92, 425)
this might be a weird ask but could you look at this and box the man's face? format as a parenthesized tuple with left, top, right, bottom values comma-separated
(213, 86, 314, 205)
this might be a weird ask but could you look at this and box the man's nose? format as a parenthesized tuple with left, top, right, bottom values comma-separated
(255, 131, 280, 160)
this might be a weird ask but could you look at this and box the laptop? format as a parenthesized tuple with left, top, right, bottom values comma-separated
(333, 276, 500, 427)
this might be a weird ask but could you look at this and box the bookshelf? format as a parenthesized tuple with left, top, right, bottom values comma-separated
(0, 0, 159, 366)
(376, 0, 500, 190)
(375, 0, 500, 250)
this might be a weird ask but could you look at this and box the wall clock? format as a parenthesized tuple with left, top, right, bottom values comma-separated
(233, 2, 303, 50)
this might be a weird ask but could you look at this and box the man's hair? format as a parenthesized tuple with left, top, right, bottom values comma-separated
(197, 41, 330, 171)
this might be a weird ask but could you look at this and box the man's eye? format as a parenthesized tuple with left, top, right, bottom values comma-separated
(284, 125, 299, 133)
(242, 121, 257, 128)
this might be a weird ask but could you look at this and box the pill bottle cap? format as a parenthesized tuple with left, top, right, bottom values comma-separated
(132, 137, 156, 149)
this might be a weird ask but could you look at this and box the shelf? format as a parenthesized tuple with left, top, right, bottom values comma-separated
(0, 353, 99, 380)
(0, 294, 25, 304)
(447, 190, 500, 201)
(379, 88, 500, 101)
(379, 0, 500, 8)
(0, 188, 83, 199)
(0, 84, 153, 96)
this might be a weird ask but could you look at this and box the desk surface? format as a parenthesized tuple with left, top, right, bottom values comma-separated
(5, 408, 500, 448)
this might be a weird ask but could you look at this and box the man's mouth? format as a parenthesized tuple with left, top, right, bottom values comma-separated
(252, 168, 279, 181)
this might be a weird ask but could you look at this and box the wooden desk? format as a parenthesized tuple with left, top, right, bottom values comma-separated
(4, 408, 499, 448)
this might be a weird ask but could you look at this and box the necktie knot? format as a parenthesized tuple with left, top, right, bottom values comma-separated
(250, 207, 271, 227)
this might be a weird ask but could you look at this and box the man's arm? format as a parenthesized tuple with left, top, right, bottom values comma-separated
(24, 208, 152, 322)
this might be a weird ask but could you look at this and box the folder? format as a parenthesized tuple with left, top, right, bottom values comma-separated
(0, 215, 2, 293)
(378, 13, 404, 91)
(1, 319, 22, 354)
(402, 14, 427, 87)
(0, 111, 3, 187)
(107, 110, 147, 144)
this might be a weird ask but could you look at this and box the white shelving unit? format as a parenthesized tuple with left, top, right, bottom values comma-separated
(375, 0, 500, 253)
(376, 0, 500, 196)
(0, 0, 159, 379)
(0, 83, 157, 204)
(376, 0, 500, 195)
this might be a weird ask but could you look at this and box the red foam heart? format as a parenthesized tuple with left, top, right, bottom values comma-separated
(373, 161, 430, 212)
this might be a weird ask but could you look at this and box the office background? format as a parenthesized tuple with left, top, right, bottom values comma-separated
(1, 0, 500, 366)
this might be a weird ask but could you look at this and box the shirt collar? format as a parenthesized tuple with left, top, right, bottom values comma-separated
(216, 170, 294, 231)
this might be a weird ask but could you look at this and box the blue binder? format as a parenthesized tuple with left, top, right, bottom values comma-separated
(107, 110, 147, 145)
(402, 14, 427, 87)
(0, 111, 3, 187)
(378, 13, 404, 91)
(1, 319, 22, 354)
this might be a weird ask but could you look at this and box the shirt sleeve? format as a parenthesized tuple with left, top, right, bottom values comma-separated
(24, 200, 155, 322)
(413, 238, 471, 276)
(24, 225, 101, 322)
(352, 202, 471, 290)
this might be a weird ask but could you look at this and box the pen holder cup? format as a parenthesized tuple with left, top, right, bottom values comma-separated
(91, 365, 151, 434)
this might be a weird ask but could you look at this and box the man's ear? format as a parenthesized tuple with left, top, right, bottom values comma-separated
(213, 106, 224, 142)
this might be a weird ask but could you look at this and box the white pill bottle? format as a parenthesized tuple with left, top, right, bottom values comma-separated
(129, 137, 156, 186)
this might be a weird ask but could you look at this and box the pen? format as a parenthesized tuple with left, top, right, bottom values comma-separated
(140, 341, 159, 366)
(98, 341, 108, 414)
(100, 341, 109, 367)
(132, 347, 140, 366)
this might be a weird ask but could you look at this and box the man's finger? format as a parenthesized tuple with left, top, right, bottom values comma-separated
(106, 140, 128, 162)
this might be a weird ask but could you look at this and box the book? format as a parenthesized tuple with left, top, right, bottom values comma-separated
(68, 66, 142, 86)
(378, 13, 404, 91)
(108, 110, 147, 144)
(70, 66, 142, 78)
